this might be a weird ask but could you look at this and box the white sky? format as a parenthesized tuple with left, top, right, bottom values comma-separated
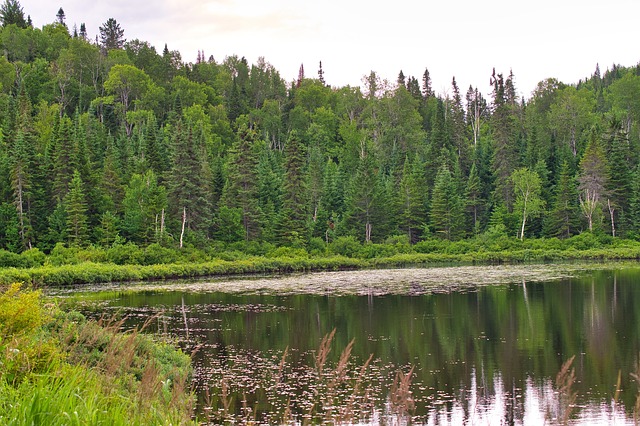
(24, 0, 640, 100)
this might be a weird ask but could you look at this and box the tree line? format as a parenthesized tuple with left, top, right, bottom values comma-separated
(2, 0, 640, 253)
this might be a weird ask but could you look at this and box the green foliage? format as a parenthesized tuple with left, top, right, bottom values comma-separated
(0, 0, 26, 28)
(0, 284, 195, 424)
(430, 164, 465, 240)
(511, 167, 545, 240)
(0, 15, 638, 255)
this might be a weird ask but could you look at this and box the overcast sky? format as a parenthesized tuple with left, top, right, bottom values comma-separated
(24, 0, 640, 99)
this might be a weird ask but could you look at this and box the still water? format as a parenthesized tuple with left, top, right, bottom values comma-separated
(57, 265, 640, 424)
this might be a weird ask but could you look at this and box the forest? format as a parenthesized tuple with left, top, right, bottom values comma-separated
(2, 1, 640, 257)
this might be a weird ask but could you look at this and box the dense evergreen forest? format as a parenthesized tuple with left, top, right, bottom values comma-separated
(2, 1, 640, 255)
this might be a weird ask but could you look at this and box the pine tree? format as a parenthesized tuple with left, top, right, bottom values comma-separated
(166, 120, 213, 241)
(280, 130, 309, 245)
(545, 161, 580, 238)
(50, 116, 78, 201)
(56, 7, 65, 26)
(344, 141, 382, 243)
(64, 170, 89, 246)
(603, 115, 632, 236)
(430, 164, 464, 240)
(99, 18, 125, 51)
(465, 162, 483, 234)
(9, 131, 33, 250)
(222, 123, 262, 241)
(0, 0, 26, 28)
(397, 156, 427, 243)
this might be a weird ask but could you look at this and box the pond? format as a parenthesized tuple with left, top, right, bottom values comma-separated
(50, 263, 640, 424)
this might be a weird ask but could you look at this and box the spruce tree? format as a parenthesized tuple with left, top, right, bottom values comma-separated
(545, 161, 581, 238)
(280, 130, 309, 245)
(344, 141, 383, 243)
(0, 0, 26, 28)
(167, 120, 213, 241)
(465, 162, 483, 234)
(430, 164, 464, 240)
(222, 122, 262, 241)
(122, 170, 167, 244)
(490, 70, 520, 208)
(9, 131, 33, 250)
(255, 143, 282, 243)
(64, 170, 89, 246)
(99, 18, 125, 50)
(397, 156, 427, 243)
(96, 211, 120, 247)
(50, 116, 78, 201)
(603, 115, 632, 236)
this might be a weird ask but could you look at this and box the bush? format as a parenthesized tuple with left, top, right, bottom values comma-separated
(329, 236, 362, 258)
(267, 246, 309, 258)
(20, 248, 46, 267)
(358, 243, 398, 259)
(106, 242, 145, 265)
(307, 237, 328, 256)
(565, 232, 602, 250)
(142, 243, 178, 265)
(0, 249, 28, 268)
(47, 243, 82, 266)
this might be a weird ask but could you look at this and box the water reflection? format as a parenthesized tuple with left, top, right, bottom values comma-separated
(68, 267, 640, 424)
(423, 373, 630, 425)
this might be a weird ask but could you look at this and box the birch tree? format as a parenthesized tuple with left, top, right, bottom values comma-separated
(511, 168, 544, 240)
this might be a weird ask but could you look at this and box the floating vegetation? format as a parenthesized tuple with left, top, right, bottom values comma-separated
(196, 330, 418, 425)
(47, 262, 630, 298)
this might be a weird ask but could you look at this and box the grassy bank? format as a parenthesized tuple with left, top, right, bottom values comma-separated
(1, 233, 640, 286)
(0, 283, 195, 425)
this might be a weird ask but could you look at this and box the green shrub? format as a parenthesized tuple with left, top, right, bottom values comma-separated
(20, 248, 46, 267)
(267, 246, 309, 258)
(0, 249, 28, 268)
(47, 243, 82, 266)
(358, 243, 398, 259)
(307, 237, 328, 256)
(329, 236, 362, 258)
(142, 243, 178, 265)
(106, 243, 145, 265)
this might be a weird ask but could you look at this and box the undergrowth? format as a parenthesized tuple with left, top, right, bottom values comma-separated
(0, 283, 195, 425)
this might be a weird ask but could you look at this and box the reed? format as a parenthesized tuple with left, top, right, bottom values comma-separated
(555, 355, 577, 425)
(389, 366, 416, 418)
